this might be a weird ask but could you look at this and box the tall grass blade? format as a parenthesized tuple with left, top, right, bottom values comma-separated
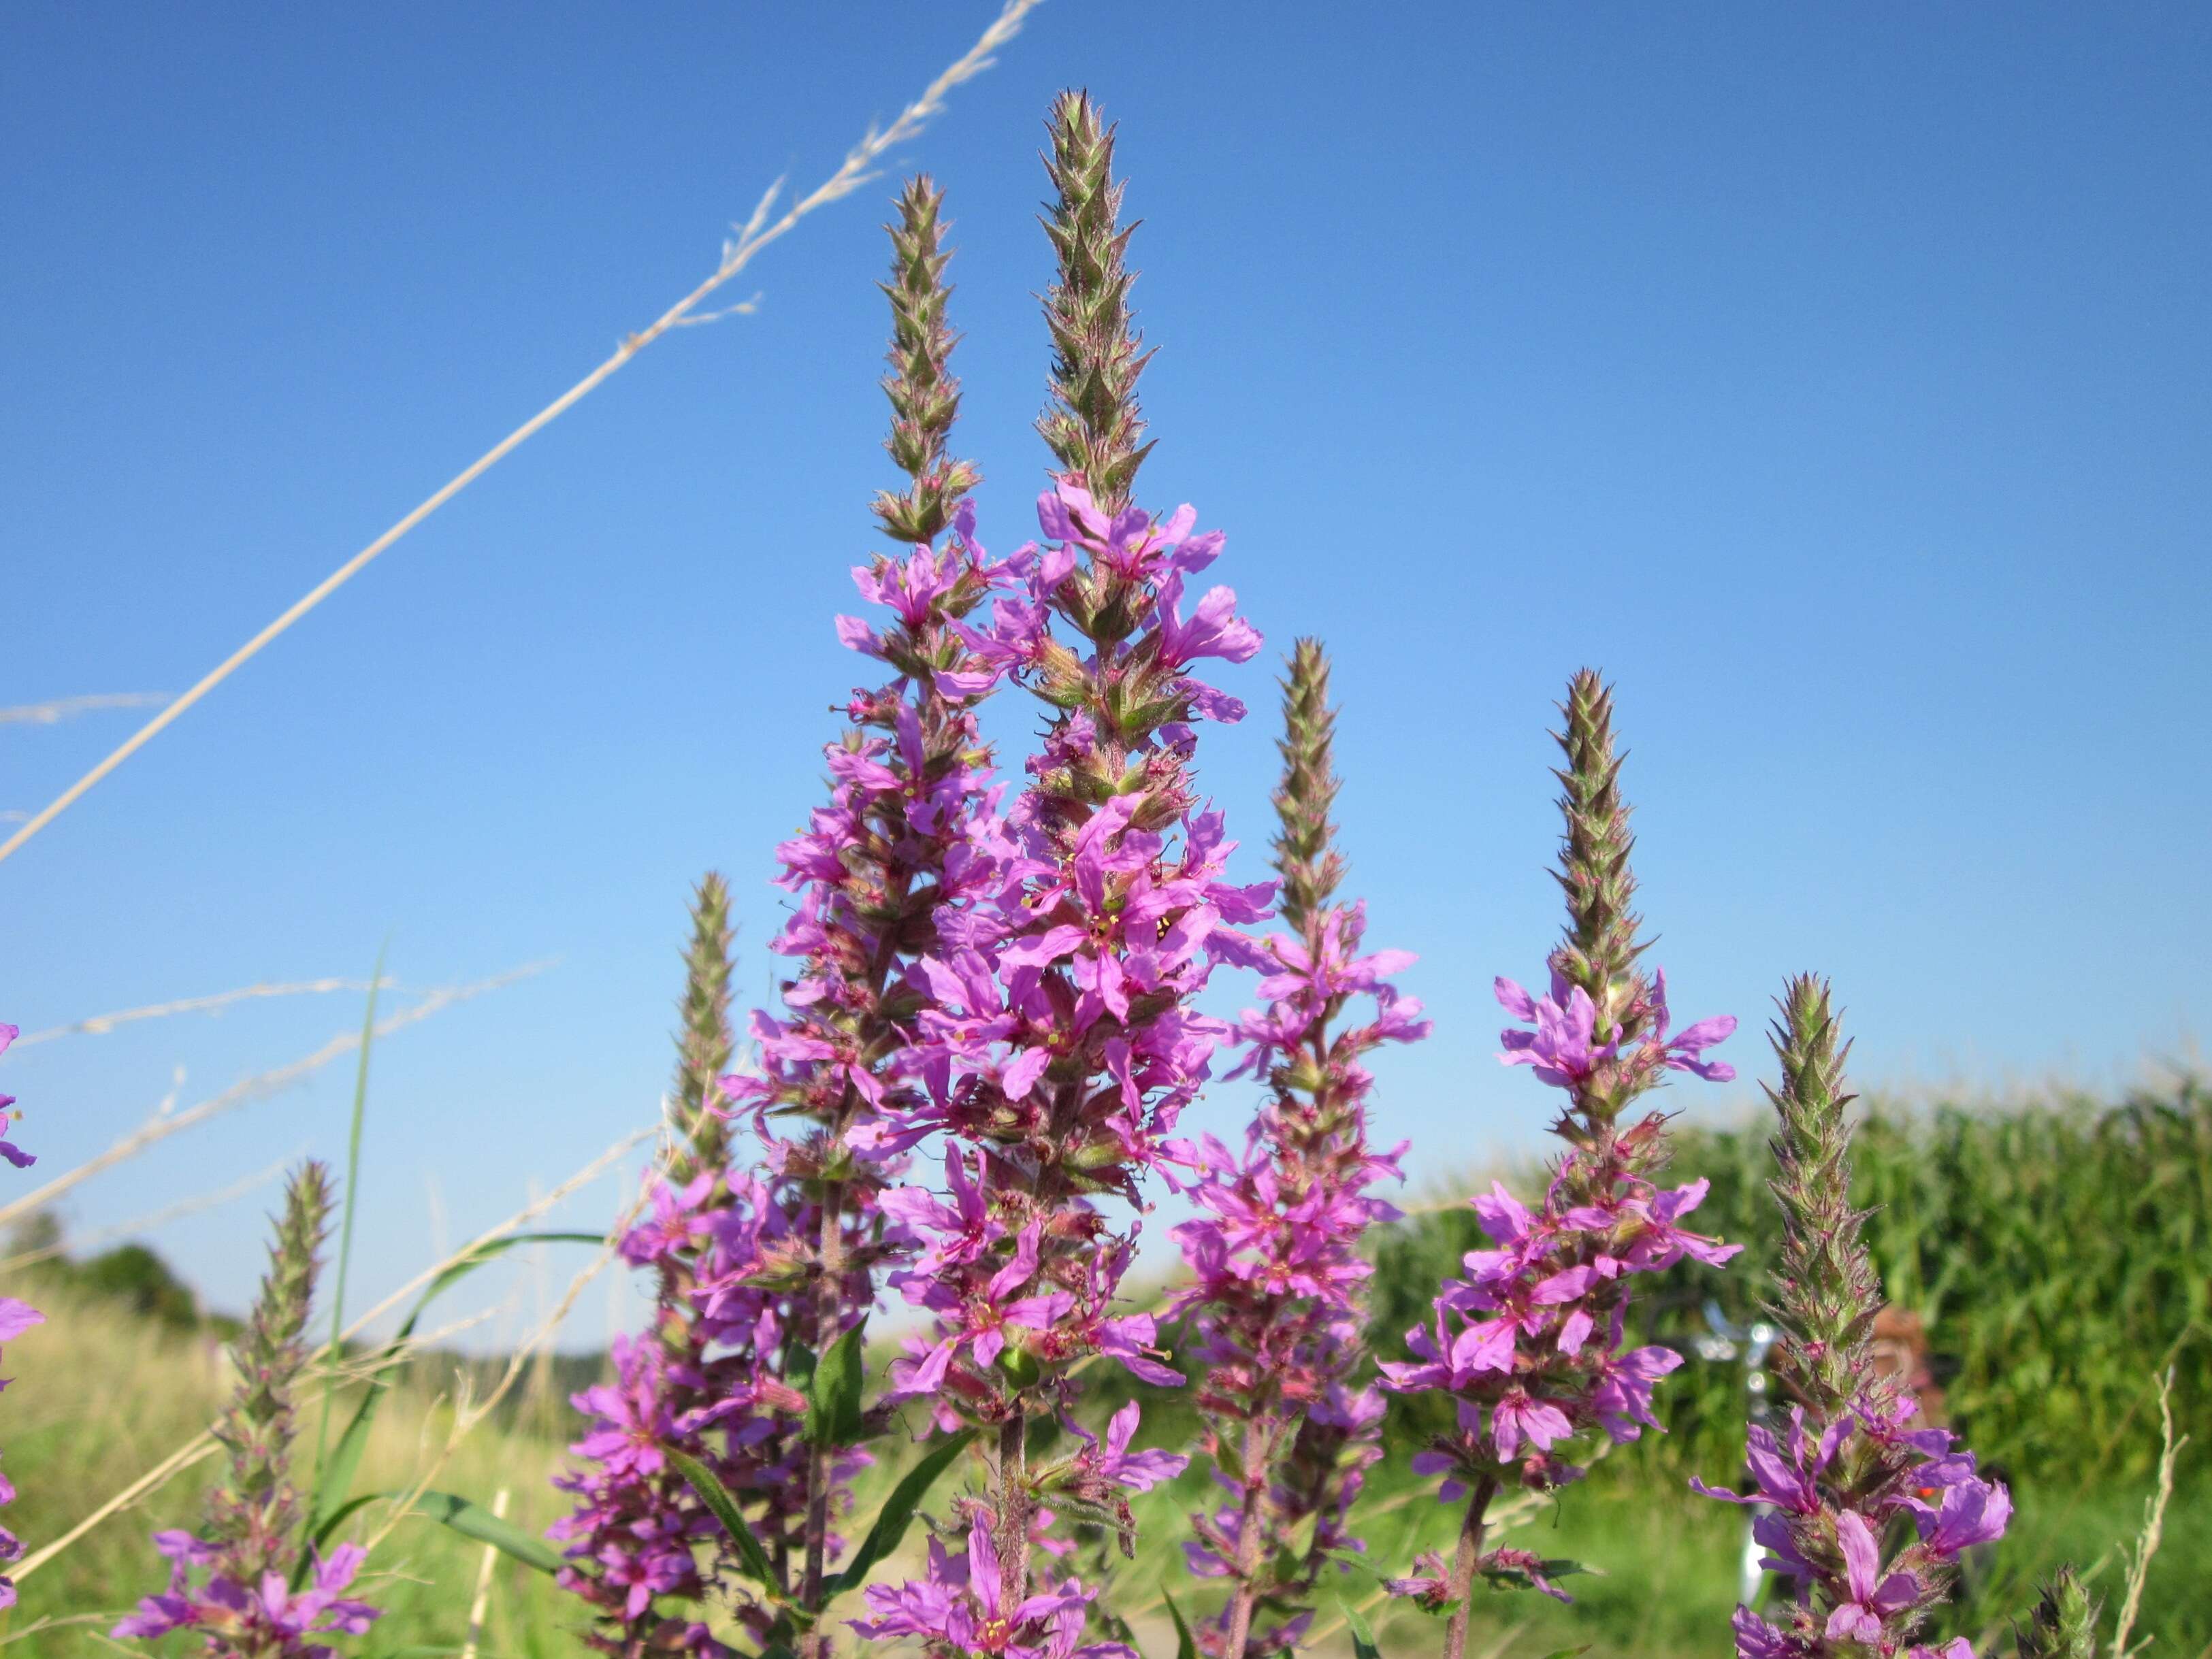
(313, 949, 385, 1499)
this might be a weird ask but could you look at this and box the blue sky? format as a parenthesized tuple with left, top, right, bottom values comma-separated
(4, 3, 2207, 1341)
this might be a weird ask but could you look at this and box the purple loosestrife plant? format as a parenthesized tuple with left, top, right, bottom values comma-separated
(1699, 979, 2011, 1659)
(1169, 640, 1427, 1658)
(856, 91, 1269, 1659)
(0, 1021, 40, 1614)
(552, 873, 781, 1658)
(688, 174, 1021, 1656)
(115, 1161, 384, 1658)
(1381, 672, 1742, 1659)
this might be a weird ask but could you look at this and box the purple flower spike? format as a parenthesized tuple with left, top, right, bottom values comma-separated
(114, 1541, 383, 1652)
(1169, 639, 1426, 1657)
(1697, 979, 2011, 1656)
(1391, 675, 1743, 1659)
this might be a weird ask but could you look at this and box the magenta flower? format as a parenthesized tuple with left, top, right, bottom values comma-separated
(1057, 1402, 1187, 1496)
(1489, 1390, 1575, 1462)
(1496, 970, 1738, 1091)
(1167, 640, 1428, 1657)
(868, 466, 1269, 1637)
(852, 1513, 1118, 1659)
(1689, 1411, 1838, 1515)
(113, 1537, 382, 1654)
(1495, 976, 1610, 1088)
(1910, 1473, 2013, 1558)
(0, 1025, 31, 1172)
(1825, 1512, 1921, 1643)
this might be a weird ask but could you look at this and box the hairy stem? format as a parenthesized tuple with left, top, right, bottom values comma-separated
(996, 1415, 1032, 1618)
(1219, 1419, 1275, 1659)
(1442, 1476, 1499, 1659)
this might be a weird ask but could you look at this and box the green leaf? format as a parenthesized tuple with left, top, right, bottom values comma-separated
(666, 1446, 784, 1598)
(784, 1340, 820, 1400)
(306, 1229, 603, 1556)
(1164, 1588, 1199, 1659)
(1320, 1546, 1388, 1591)
(1535, 1648, 1593, 1659)
(410, 1490, 564, 1574)
(826, 1428, 977, 1596)
(807, 1324, 866, 1449)
(1341, 1599, 1384, 1659)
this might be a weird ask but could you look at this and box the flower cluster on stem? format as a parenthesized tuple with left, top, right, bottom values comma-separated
(857, 91, 1270, 1659)
(116, 1160, 383, 1657)
(1382, 672, 1741, 1659)
(1169, 640, 1427, 1658)
(1702, 979, 2010, 1659)
(632, 176, 1022, 1658)
(553, 873, 789, 1657)
(0, 1021, 39, 1613)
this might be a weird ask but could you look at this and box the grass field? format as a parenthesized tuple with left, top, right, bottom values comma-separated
(5, 1181, 2203, 1656)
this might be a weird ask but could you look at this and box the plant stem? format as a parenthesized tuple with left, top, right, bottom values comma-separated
(798, 1175, 845, 1659)
(1220, 1421, 1275, 1659)
(996, 1414, 1032, 1616)
(1442, 1475, 1499, 1659)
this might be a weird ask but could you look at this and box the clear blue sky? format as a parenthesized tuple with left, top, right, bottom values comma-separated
(5, 3, 2207, 1341)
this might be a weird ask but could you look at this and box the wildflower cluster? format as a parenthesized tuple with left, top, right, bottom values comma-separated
(1168, 641, 1426, 1658)
(116, 1161, 383, 1657)
(1703, 980, 2011, 1659)
(1382, 672, 1741, 1659)
(552, 874, 805, 1657)
(858, 91, 1270, 1659)
(555, 181, 1018, 1654)
(527, 86, 2092, 1659)
(0, 1021, 37, 1614)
